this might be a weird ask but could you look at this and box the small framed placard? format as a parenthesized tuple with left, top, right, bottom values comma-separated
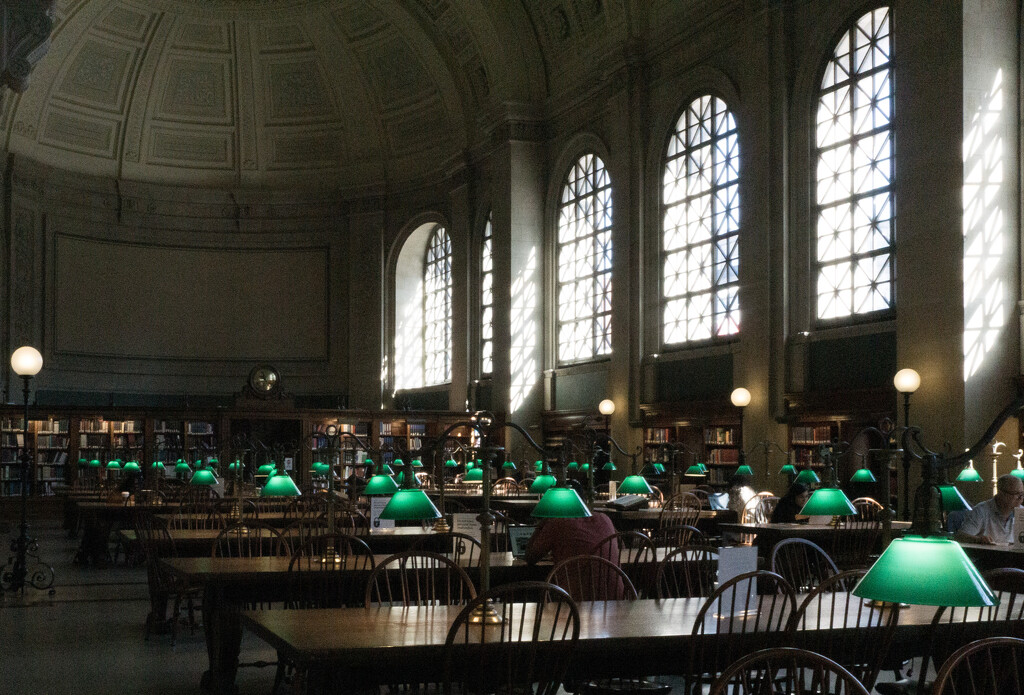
(369, 496, 395, 531)
(452, 513, 481, 542)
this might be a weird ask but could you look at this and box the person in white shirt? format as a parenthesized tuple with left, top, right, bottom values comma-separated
(954, 473, 1024, 545)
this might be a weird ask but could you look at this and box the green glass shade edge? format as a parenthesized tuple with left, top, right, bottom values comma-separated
(260, 473, 302, 497)
(379, 489, 442, 520)
(364, 474, 399, 495)
(938, 485, 971, 512)
(794, 469, 821, 484)
(735, 465, 754, 476)
(852, 536, 997, 607)
(957, 466, 984, 482)
(618, 475, 654, 495)
(189, 469, 218, 486)
(529, 474, 557, 493)
(174, 462, 192, 473)
(502, 461, 517, 470)
(684, 465, 705, 477)
(602, 461, 617, 471)
(850, 468, 877, 483)
(532, 487, 592, 518)
(799, 488, 857, 516)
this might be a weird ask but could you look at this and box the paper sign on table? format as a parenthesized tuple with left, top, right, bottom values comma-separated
(705, 544, 758, 630)
(369, 496, 395, 531)
(452, 513, 481, 543)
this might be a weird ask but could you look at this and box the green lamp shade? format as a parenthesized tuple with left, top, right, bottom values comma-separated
(653, 463, 665, 474)
(852, 536, 996, 606)
(957, 464, 984, 482)
(618, 475, 654, 495)
(379, 489, 442, 521)
(698, 463, 708, 473)
(106, 460, 122, 470)
(393, 459, 404, 470)
(535, 461, 544, 472)
(89, 458, 101, 468)
(568, 461, 579, 471)
(799, 488, 857, 516)
(208, 458, 219, 470)
(780, 464, 797, 476)
(1012, 467, 1024, 480)
(581, 463, 591, 472)
(175, 461, 192, 474)
(122, 461, 141, 473)
(364, 474, 399, 495)
(466, 461, 476, 470)
(735, 465, 754, 477)
(411, 458, 424, 468)
(684, 464, 706, 477)
(463, 467, 484, 482)
(939, 485, 971, 512)
(381, 463, 396, 476)
(151, 461, 165, 470)
(640, 464, 659, 476)
(794, 469, 821, 485)
(190, 468, 218, 486)
(311, 462, 331, 477)
(503, 461, 517, 471)
(602, 461, 617, 471)
(529, 474, 557, 494)
(532, 487, 592, 519)
(227, 461, 242, 472)
(256, 463, 277, 476)
(261, 472, 301, 497)
(850, 468, 877, 483)
(445, 458, 459, 468)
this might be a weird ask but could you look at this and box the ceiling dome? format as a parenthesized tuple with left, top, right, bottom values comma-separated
(1, 0, 486, 192)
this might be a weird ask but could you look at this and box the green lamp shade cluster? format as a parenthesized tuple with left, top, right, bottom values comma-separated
(379, 489, 441, 520)
(939, 485, 971, 512)
(529, 474, 557, 493)
(175, 460, 192, 475)
(602, 461, 617, 471)
(151, 460, 165, 471)
(618, 475, 654, 495)
(794, 469, 821, 485)
(684, 464, 706, 477)
(850, 467, 877, 483)
(190, 468, 218, 486)
(779, 464, 797, 476)
(122, 461, 141, 473)
(799, 488, 857, 516)
(957, 464, 984, 482)
(735, 464, 754, 477)
(463, 467, 484, 482)
(256, 463, 277, 476)
(852, 536, 996, 607)
(261, 472, 301, 497)
(532, 487, 592, 519)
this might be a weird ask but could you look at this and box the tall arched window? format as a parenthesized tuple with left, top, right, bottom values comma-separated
(557, 153, 612, 364)
(662, 95, 740, 345)
(815, 6, 893, 321)
(481, 213, 493, 376)
(424, 225, 452, 385)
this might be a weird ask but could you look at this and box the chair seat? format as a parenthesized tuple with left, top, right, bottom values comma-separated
(582, 678, 672, 694)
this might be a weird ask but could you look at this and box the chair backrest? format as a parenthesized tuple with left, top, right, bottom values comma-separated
(545, 554, 637, 601)
(651, 524, 706, 549)
(769, 537, 839, 591)
(932, 637, 1024, 695)
(491, 477, 521, 496)
(364, 550, 476, 608)
(659, 505, 701, 530)
(277, 517, 327, 556)
(709, 647, 870, 695)
(654, 544, 719, 599)
(787, 569, 899, 690)
(167, 502, 224, 531)
(588, 530, 656, 597)
(851, 497, 884, 520)
(444, 581, 580, 695)
(742, 493, 779, 525)
(830, 511, 881, 570)
(212, 522, 287, 558)
(286, 533, 376, 608)
(691, 571, 798, 687)
(412, 531, 482, 568)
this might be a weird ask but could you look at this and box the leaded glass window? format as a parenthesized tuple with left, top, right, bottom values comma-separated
(424, 225, 452, 385)
(481, 213, 493, 376)
(815, 6, 893, 320)
(662, 95, 740, 344)
(557, 154, 613, 363)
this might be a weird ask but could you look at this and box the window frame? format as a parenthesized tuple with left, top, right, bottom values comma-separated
(422, 223, 452, 386)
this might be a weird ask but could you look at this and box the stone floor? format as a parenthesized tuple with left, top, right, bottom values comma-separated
(0, 520, 279, 695)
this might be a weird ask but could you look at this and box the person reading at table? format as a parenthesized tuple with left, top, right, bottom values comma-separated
(954, 473, 1024, 545)
(524, 511, 623, 599)
(771, 482, 811, 524)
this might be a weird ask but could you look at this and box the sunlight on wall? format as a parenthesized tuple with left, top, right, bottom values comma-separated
(510, 246, 539, 413)
(395, 279, 424, 390)
(963, 69, 1006, 382)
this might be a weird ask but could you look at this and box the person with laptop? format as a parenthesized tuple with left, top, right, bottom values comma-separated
(524, 511, 623, 599)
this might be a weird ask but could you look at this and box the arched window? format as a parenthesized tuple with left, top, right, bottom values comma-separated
(815, 6, 893, 321)
(662, 95, 740, 345)
(481, 213, 493, 376)
(557, 153, 612, 364)
(423, 225, 452, 385)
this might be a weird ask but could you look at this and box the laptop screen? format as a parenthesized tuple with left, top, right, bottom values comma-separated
(508, 526, 536, 559)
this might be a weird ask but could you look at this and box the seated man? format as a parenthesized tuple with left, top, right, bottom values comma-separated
(524, 511, 622, 599)
(954, 473, 1024, 545)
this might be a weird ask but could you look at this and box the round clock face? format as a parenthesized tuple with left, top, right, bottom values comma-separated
(249, 365, 279, 394)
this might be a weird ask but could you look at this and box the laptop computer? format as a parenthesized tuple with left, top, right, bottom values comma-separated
(508, 525, 536, 559)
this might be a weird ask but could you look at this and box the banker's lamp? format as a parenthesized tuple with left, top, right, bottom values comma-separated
(794, 468, 820, 485)
(798, 446, 857, 525)
(379, 460, 441, 521)
(189, 466, 218, 486)
(260, 468, 301, 497)
(957, 459, 984, 482)
(122, 460, 141, 474)
(364, 458, 400, 495)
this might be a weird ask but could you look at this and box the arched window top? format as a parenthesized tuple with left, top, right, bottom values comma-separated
(424, 225, 452, 385)
(814, 6, 893, 322)
(557, 152, 613, 364)
(661, 95, 740, 346)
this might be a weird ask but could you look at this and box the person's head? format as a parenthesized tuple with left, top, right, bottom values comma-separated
(995, 473, 1024, 513)
(783, 482, 810, 507)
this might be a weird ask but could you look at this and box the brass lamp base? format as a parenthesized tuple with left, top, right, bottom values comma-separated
(433, 517, 451, 533)
(467, 599, 504, 624)
(319, 547, 341, 565)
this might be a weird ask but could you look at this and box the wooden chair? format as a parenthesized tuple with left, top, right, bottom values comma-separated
(492, 477, 521, 496)
(588, 530, 656, 597)
(932, 637, 1024, 695)
(851, 497, 884, 519)
(709, 647, 870, 695)
(787, 569, 900, 691)
(286, 533, 376, 608)
(276, 517, 327, 556)
(769, 537, 839, 591)
(444, 581, 580, 695)
(650, 523, 706, 549)
(166, 502, 224, 531)
(654, 544, 719, 599)
(212, 522, 287, 558)
(413, 531, 482, 568)
(364, 550, 476, 607)
(660, 492, 702, 528)
(133, 510, 200, 647)
(830, 505, 882, 570)
(689, 571, 798, 689)
(546, 554, 637, 601)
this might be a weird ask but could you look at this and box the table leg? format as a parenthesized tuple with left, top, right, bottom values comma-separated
(200, 583, 242, 695)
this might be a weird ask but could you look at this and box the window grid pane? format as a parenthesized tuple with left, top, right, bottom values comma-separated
(662, 96, 741, 346)
(424, 226, 452, 385)
(815, 6, 893, 321)
(481, 213, 493, 376)
(557, 154, 613, 364)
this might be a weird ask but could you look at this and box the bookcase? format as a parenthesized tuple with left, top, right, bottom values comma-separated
(0, 417, 71, 496)
(643, 422, 741, 487)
